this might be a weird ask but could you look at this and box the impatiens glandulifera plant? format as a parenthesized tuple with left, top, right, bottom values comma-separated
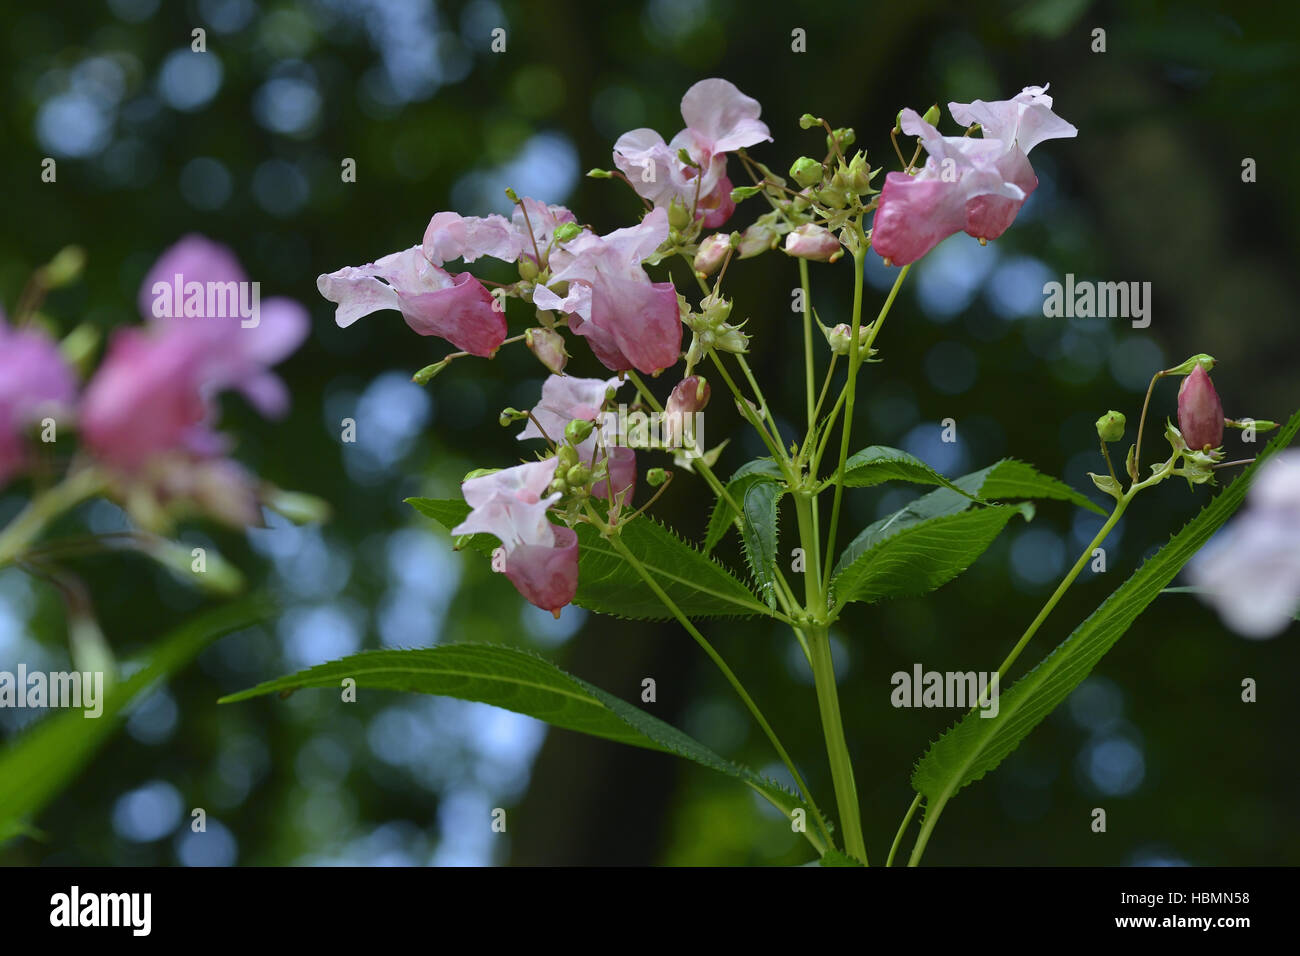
(229, 79, 1298, 865)
(0, 237, 325, 841)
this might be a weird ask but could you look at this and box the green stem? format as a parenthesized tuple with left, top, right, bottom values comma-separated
(807, 623, 867, 863)
(907, 492, 1132, 866)
(709, 350, 788, 467)
(799, 258, 816, 435)
(886, 794, 922, 866)
(0, 469, 104, 568)
(603, 526, 832, 849)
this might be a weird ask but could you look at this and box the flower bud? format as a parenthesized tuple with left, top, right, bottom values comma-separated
(517, 256, 540, 281)
(498, 407, 528, 427)
(922, 104, 941, 127)
(566, 464, 592, 487)
(666, 376, 711, 417)
(799, 113, 822, 130)
(45, 246, 86, 288)
(1177, 364, 1224, 451)
(564, 418, 594, 445)
(827, 127, 855, 152)
(552, 222, 583, 243)
(556, 445, 580, 470)
(789, 157, 823, 188)
(693, 234, 732, 276)
(825, 323, 853, 355)
(846, 151, 872, 193)
(1095, 410, 1126, 443)
(646, 467, 668, 487)
(525, 327, 568, 374)
(784, 224, 842, 262)
(667, 196, 693, 230)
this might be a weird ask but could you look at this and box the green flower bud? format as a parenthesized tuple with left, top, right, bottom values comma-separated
(549, 477, 568, 495)
(557, 445, 580, 470)
(1096, 410, 1127, 443)
(827, 127, 855, 152)
(667, 196, 693, 230)
(517, 256, 540, 281)
(504, 186, 520, 202)
(566, 464, 592, 487)
(646, 467, 668, 487)
(552, 221, 583, 243)
(730, 185, 762, 202)
(586, 168, 614, 179)
(789, 156, 823, 188)
(846, 151, 872, 193)
(498, 407, 528, 427)
(45, 246, 86, 288)
(922, 104, 941, 127)
(564, 418, 594, 445)
(413, 360, 449, 385)
(799, 113, 822, 129)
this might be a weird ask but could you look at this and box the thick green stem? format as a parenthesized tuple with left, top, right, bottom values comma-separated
(808, 624, 867, 863)
(906, 493, 1132, 866)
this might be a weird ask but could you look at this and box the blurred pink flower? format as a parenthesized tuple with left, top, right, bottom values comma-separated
(452, 458, 579, 613)
(533, 208, 681, 374)
(872, 86, 1076, 265)
(0, 317, 78, 487)
(1188, 451, 1300, 638)
(613, 79, 770, 229)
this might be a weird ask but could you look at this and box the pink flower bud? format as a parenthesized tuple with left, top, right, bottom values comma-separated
(666, 376, 711, 416)
(1177, 364, 1224, 451)
(525, 327, 568, 374)
(783, 224, 842, 262)
(693, 234, 732, 276)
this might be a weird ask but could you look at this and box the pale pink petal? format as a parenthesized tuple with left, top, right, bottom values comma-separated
(679, 78, 772, 154)
(504, 524, 579, 613)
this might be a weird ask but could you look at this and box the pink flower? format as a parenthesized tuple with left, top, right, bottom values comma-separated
(83, 235, 308, 474)
(784, 224, 843, 262)
(518, 374, 636, 504)
(141, 234, 309, 417)
(452, 458, 579, 613)
(613, 79, 770, 229)
(693, 233, 732, 276)
(80, 329, 210, 471)
(533, 208, 681, 374)
(0, 318, 78, 487)
(318, 246, 504, 357)
(872, 86, 1076, 265)
(1188, 451, 1300, 638)
(1177, 364, 1224, 451)
(422, 199, 576, 269)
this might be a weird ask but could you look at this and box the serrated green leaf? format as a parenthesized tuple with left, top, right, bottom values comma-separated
(220, 644, 828, 853)
(910, 408, 1300, 815)
(741, 480, 783, 607)
(704, 458, 784, 552)
(574, 517, 772, 620)
(408, 498, 769, 620)
(0, 597, 273, 845)
(831, 505, 1027, 607)
(841, 445, 980, 499)
(978, 459, 1107, 517)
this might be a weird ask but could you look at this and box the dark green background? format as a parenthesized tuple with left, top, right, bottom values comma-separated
(1, 0, 1296, 865)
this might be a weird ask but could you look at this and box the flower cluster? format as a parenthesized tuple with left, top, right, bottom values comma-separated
(1, 235, 308, 529)
(317, 79, 1082, 615)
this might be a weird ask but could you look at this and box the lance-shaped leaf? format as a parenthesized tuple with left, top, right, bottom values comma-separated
(408, 498, 770, 620)
(910, 408, 1300, 814)
(740, 480, 784, 607)
(841, 449, 1105, 517)
(220, 644, 829, 853)
(704, 458, 784, 552)
(0, 597, 274, 844)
